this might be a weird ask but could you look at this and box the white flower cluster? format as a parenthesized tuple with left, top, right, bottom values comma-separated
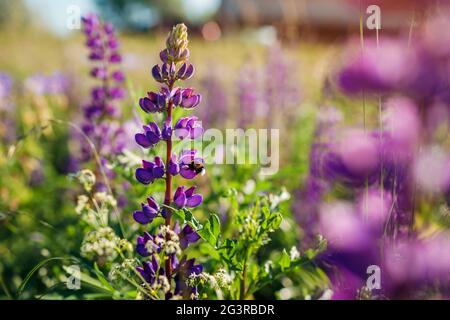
(158, 225, 182, 256)
(214, 268, 232, 289)
(109, 258, 136, 282)
(81, 226, 120, 262)
(151, 275, 171, 293)
(94, 192, 117, 207)
(187, 268, 231, 291)
(289, 246, 300, 260)
(268, 187, 291, 209)
(70, 169, 96, 192)
(75, 191, 117, 227)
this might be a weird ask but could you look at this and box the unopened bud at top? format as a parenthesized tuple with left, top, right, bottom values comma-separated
(161, 23, 190, 64)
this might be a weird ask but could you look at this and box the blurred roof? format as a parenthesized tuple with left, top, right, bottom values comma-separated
(218, 0, 428, 30)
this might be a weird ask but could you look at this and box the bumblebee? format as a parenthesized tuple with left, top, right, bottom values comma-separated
(188, 161, 205, 175)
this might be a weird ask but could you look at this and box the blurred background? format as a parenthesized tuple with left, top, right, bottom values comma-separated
(1, 0, 449, 300)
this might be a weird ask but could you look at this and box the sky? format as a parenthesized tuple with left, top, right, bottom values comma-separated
(24, 0, 221, 37)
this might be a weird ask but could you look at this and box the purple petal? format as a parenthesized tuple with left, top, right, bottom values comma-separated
(146, 131, 161, 144)
(135, 168, 154, 184)
(133, 210, 152, 224)
(147, 197, 159, 211)
(185, 186, 196, 197)
(183, 64, 194, 80)
(152, 166, 165, 179)
(177, 63, 187, 79)
(135, 133, 151, 148)
(180, 167, 197, 179)
(139, 97, 157, 113)
(151, 65, 163, 82)
(142, 204, 158, 218)
(186, 194, 203, 208)
(181, 95, 200, 109)
(174, 191, 187, 208)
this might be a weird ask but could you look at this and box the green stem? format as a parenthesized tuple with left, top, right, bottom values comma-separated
(239, 254, 248, 300)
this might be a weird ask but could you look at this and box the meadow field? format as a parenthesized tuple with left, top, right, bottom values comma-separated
(0, 1, 449, 300)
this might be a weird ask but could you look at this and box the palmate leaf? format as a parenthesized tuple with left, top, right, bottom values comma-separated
(249, 240, 328, 296)
(197, 214, 221, 247)
(173, 207, 221, 248)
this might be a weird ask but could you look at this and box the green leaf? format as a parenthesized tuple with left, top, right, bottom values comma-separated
(279, 249, 291, 271)
(210, 214, 221, 240)
(93, 263, 115, 292)
(172, 207, 185, 221)
(16, 257, 76, 299)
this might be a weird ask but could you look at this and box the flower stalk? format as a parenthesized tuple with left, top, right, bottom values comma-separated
(133, 23, 204, 299)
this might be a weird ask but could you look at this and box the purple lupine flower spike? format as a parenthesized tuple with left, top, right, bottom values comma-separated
(74, 13, 126, 179)
(132, 23, 205, 298)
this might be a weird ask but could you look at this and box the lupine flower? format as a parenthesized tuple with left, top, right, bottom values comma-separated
(179, 149, 205, 179)
(133, 196, 160, 225)
(174, 116, 203, 139)
(179, 88, 201, 109)
(139, 91, 165, 113)
(179, 225, 201, 249)
(136, 255, 159, 284)
(135, 157, 165, 185)
(133, 24, 205, 299)
(168, 154, 180, 176)
(292, 106, 343, 246)
(320, 11, 450, 299)
(75, 13, 126, 167)
(0, 73, 16, 145)
(173, 186, 203, 209)
(136, 232, 153, 257)
(237, 65, 261, 128)
(24, 72, 70, 96)
(135, 122, 162, 148)
(264, 44, 301, 127)
(337, 38, 418, 95)
(136, 231, 163, 257)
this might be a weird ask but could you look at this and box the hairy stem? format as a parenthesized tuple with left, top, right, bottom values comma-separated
(164, 80, 174, 285)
